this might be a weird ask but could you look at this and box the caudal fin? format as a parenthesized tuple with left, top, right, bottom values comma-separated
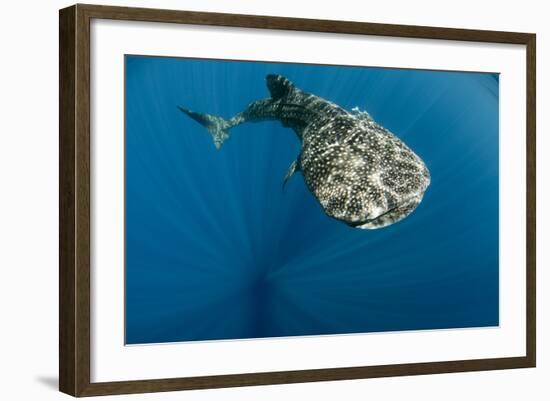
(177, 106, 231, 150)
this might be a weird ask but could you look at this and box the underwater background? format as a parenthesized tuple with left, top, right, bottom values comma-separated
(125, 55, 499, 344)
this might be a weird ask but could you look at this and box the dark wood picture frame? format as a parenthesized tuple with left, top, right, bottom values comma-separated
(59, 3, 536, 397)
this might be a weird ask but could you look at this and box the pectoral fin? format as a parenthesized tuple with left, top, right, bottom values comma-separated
(282, 159, 300, 192)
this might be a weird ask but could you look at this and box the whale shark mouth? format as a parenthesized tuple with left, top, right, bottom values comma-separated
(346, 206, 398, 228)
(347, 197, 422, 230)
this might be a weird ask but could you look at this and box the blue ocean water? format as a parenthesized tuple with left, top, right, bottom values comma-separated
(125, 55, 499, 345)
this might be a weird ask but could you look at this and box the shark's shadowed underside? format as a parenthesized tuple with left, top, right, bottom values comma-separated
(178, 74, 430, 229)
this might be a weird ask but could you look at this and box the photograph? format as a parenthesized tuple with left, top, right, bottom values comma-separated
(55, 4, 536, 396)
(124, 55, 500, 345)
(0, 0, 544, 399)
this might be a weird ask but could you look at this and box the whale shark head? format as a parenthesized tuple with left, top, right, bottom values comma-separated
(316, 155, 430, 229)
(301, 117, 431, 230)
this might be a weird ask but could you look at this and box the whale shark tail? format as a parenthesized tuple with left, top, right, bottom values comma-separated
(177, 106, 233, 150)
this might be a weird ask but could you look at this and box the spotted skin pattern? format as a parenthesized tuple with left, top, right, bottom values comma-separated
(179, 74, 430, 229)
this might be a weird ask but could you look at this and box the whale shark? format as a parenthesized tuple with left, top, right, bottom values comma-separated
(178, 74, 430, 229)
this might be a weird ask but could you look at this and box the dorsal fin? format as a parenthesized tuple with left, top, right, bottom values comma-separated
(266, 74, 295, 99)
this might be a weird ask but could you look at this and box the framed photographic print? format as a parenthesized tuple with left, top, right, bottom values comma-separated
(59, 4, 536, 397)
